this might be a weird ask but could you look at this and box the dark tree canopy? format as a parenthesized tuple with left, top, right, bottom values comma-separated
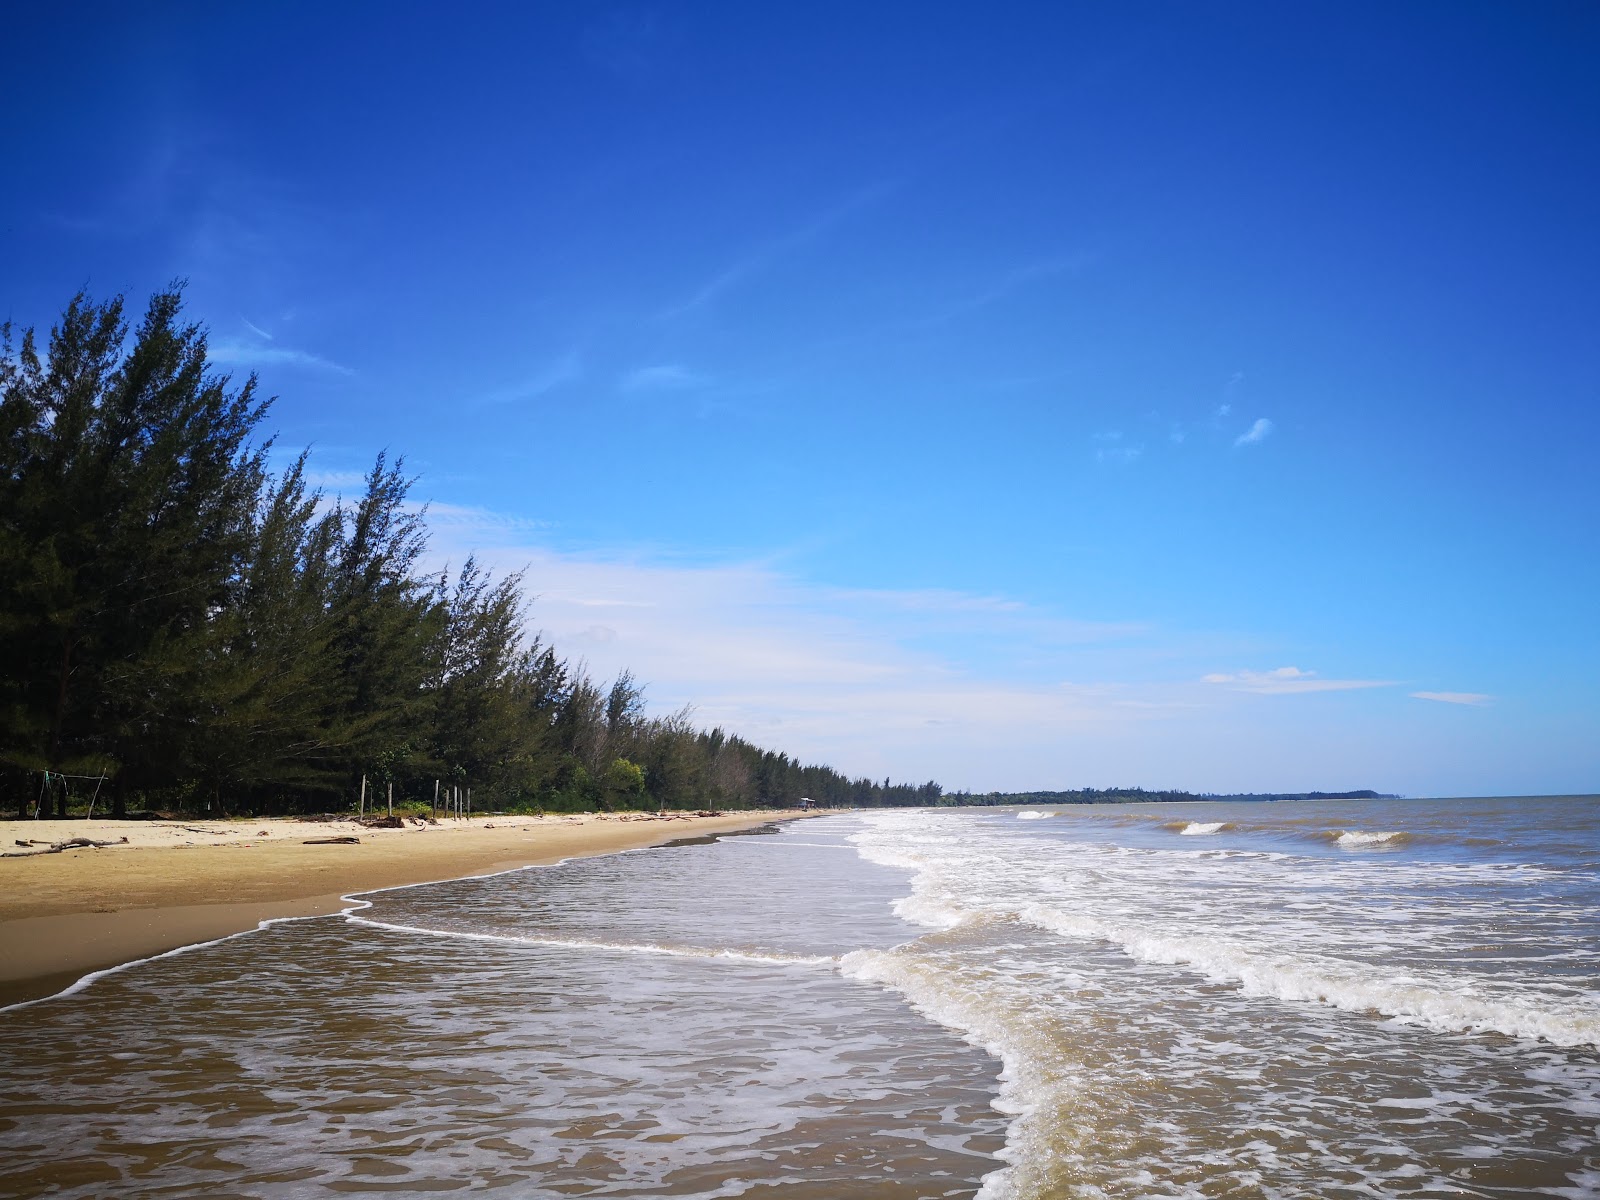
(0, 290, 942, 818)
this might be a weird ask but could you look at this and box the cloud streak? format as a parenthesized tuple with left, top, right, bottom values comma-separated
(208, 339, 354, 375)
(1203, 666, 1391, 694)
(620, 364, 705, 393)
(1093, 430, 1142, 463)
(1234, 417, 1273, 446)
(911, 253, 1091, 327)
(477, 349, 582, 406)
(656, 183, 889, 320)
(1411, 691, 1492, 706)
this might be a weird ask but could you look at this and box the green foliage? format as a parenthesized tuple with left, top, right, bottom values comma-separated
(0, 289, 946, 817)
(602, 757, 647, 809)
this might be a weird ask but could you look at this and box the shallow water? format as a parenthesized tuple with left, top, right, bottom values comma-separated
(847, 795, 1600, 1198)
(1, 797, 1597, 1198)
(0, 824, 1003, 1198)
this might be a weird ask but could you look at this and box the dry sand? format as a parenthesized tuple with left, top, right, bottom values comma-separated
(0, 809, 818, 1007)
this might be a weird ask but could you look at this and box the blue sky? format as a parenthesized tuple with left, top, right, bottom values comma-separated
(5, 2, 1597, 795)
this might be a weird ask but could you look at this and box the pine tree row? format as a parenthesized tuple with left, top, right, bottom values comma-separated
(0, 290, 941, 818)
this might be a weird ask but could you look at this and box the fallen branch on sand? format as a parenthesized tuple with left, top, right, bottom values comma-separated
(1, 835, 131, 858)
(301, 835, 360, 845)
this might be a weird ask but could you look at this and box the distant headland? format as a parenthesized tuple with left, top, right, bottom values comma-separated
(941, 788, 1398, 806)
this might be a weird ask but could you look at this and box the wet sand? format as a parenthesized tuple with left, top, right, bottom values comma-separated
(0, 809, 816, 1007)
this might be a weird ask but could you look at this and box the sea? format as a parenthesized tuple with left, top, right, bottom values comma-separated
(1, 795, 1596, 1199)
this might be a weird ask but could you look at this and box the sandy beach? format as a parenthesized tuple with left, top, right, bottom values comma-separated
(0, 809, 817, 1007)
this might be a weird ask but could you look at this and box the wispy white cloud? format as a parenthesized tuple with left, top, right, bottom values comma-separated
(302, 469, 370, 490)
(418, 512, 1186, 748)
(879, 254, 1094, 335)
(419, 502, 553, 537)
(919, 254, 1090, 326)
(1203, 666, 1391, 694)
(1411, 691, 1492, 706)
(657, 183, 890, 319)
(208, 339, 354, 375)
(477, 349, 582, 406)
(1093, 430, 1142, 464)
(241, 317, 274, 341)
(620, 364, 705, 393)
(1234, 417, 1273, 446)
(402, 502, 1434, 790)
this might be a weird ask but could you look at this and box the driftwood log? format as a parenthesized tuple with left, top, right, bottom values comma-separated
(301, 835, 360, 845)
(1, 835, 130, 858)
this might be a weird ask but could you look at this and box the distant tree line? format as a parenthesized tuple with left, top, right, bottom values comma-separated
(942, 788, 1390, 806)
(0, 289, 942, 819)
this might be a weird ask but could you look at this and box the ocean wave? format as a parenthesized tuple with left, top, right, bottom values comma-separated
(1015, 811, 1052, 820)
(1012, 901, 1600, 1049)
(851, 824, 1600, 1049)
(1327, 829, 1409, 848)
(1092, 809, 1510, 853)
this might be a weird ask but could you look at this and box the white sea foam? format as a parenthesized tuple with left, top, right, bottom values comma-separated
(1015, 810, 1052, 820)
(1017, 901, 1600, 1048)
(1335, 829, 1404, 847)
(1179, 821, 1227, 835)
(727, 839, 856, 849)
(849, 809, 1600, 1050)
(347, 914, 836, 966)
(839, 947, 1035, 1200)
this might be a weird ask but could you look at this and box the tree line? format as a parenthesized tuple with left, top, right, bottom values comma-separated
(942, 787, 1391, 805)
(0, 289, 942, 819)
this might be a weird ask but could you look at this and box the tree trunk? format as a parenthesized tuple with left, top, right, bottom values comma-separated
(111, 774, 127, 819)
(48, 632, 74, 774)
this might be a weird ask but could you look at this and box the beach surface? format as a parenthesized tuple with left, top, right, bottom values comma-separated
(0, 809, 815, 1007)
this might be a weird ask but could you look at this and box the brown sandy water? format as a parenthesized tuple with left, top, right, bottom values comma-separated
(0, 823, 1006, 1198)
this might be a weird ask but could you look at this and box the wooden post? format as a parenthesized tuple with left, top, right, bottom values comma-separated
(86, 770, 106, 820)
(466, 787, 471, 820)
(433, 779, 439, 821)
(359, 775, 366, 820)
(387, 781, 393, 818)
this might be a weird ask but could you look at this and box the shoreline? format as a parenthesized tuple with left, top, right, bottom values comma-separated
(0, 809, 819, 1008)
